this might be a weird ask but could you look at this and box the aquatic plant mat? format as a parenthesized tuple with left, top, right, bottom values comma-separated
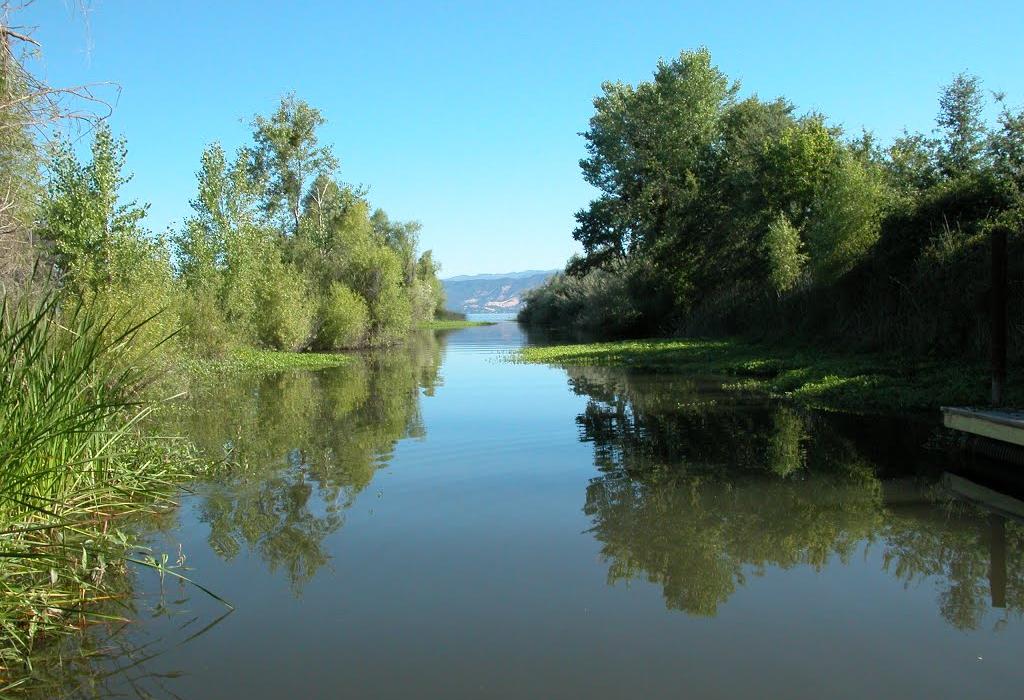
(519, 338, 1019, 411)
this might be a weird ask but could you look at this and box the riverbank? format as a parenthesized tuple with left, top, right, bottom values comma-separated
(420, 320, 498, 331)
(519, 338, 1019, 412)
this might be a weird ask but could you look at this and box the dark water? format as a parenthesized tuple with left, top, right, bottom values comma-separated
(64, 322, 1024, 698)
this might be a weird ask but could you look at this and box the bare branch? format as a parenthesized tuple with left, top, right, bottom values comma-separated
(0, 25, 38, 45)
(2, 0, 118, 139)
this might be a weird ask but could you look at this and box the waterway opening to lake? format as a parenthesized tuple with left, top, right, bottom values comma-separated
(60, 321, 1024, 698)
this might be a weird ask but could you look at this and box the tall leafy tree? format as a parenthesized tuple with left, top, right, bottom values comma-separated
(935, 73, 989, 178)
(372, 208, 422, 285)
(44, 123, 150, 290)
(43, 123, 180, 358)
(176, 142, 278, 348)
(248, 94, 338, 235)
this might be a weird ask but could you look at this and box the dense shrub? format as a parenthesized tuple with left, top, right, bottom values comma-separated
(317, 282, 369, 349)
(178, 286, 234, 357)
(370, 283, 413, 344)
(255, 260, 314, 351)
(519, 263, 647, 337)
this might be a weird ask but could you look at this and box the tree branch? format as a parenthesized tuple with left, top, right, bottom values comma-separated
(1, 25, 40, 46)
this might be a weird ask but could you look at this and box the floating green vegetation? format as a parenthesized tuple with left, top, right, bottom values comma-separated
(519, 338, 1019, 411)
(182, 348, 353, 378)
(419, 320, 497, 330)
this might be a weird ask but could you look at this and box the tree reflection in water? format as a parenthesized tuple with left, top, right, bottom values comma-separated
(169, 331, 444, 592)
(568, 365, 1024, 629)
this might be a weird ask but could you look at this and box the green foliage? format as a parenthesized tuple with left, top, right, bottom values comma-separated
(183, 347, 352, 377)
(886, 131, 938, 194)
(44, 125, 146, 287)
(317, 282, 369, 349)
(177, 285, 234, 357)
(0, 289, 200, 684)
(248, 94, 339, 234)
(414, 249, 445, 321)
(803, 154, 885, 283)
(435, 308, 467, 321)
(574, 48, 737, 287)
(254, 258, 314, 351)
(171, 96, 442, 354)
(373, 208, 421, 285)
(524, 55, 1024, 360)
(762, 118, 843, 224)
(420, 319, 496, 330)
(762, 213, 805, 294)
(43, 124, 181, 364)
(174, 142, 279, 352)
(370, 282, 413, 345)
(936, 73, 989, 177)
(519, 261, 656, 336)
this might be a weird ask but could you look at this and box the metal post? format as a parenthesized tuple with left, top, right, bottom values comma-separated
(992, 228, 1008, 406)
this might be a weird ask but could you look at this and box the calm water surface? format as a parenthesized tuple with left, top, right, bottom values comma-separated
(69, 322, 1024, 698)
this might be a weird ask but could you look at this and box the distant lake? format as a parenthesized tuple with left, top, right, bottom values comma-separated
(60, 320, 1024, 698)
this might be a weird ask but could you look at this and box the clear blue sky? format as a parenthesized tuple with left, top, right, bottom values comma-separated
(18, 0, 1024, 277)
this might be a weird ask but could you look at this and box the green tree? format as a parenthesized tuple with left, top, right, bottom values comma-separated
(804, 154, 886, 283)
(936, 73, 989, 178)
(372, 208, 422, 286)
(885, 131, 939, 195)
(176, 142, 278, 349)
(248, 94, 338, 236)
(762, 213, 805, 294)
(44, 124, 150, 290)
(42, 124, 179, 358)
(345, 242, 411, 343)
(576, 49, 737, 279)
(414, 249, 445, 320)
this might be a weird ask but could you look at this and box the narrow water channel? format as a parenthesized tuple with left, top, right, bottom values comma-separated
(68, 321, 1024, 698)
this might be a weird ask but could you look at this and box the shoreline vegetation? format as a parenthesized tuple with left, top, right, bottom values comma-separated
(519, 338, 1020, 412)
(420, 319, 497, 331)
(0, 292, 209, 694)
(0, 6, 459, 689)
(184, 322, 496, 376)
(518, 49, 1023, 400)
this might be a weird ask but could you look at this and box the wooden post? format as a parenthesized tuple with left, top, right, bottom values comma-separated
(992, 228, 1008, 406)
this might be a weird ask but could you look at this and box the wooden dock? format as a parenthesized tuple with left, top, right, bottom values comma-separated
(942, 407, 1024, 447)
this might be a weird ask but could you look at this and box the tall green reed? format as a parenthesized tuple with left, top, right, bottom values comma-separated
(0, 288, 199, 692)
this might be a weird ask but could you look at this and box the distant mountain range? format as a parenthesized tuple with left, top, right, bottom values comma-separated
(442, 270, 558, 314)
